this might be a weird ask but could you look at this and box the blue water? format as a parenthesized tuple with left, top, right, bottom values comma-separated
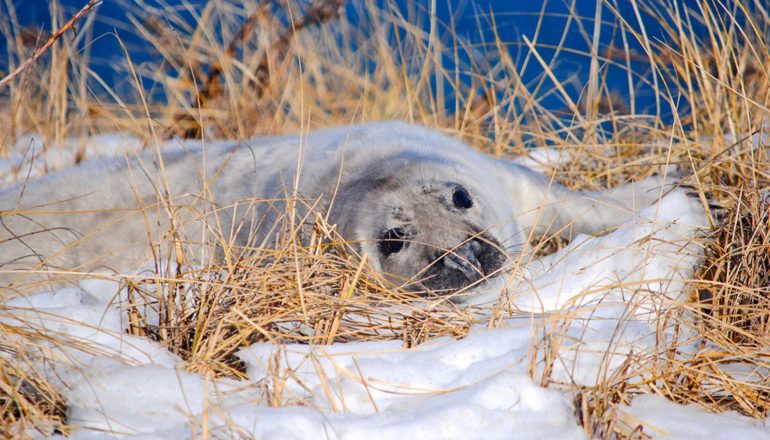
(2, 1, 676, 116)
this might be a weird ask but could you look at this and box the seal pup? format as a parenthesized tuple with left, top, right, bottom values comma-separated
(0, 121, 668, 293)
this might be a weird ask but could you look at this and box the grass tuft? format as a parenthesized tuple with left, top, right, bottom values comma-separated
(122, 203, 474, 378)
(0, 321, 68, 438)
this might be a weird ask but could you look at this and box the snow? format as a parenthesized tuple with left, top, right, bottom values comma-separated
(236, 328, 580, 439)
(619, 394, 770, 439)
(481, 190, 704, 311)
(1, 133, 143, 184)
(512, 146, 569, 171)
(2, 143, 769, 438)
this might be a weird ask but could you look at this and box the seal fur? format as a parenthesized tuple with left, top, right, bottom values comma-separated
(0, 121, 669, 293)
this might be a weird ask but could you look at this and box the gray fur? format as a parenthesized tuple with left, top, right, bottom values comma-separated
(0, 122, 669, 293)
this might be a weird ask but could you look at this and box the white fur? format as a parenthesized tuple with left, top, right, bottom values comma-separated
(0, 122, 670, 290)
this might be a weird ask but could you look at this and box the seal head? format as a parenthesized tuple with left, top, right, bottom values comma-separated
(333, 159, 510, 295)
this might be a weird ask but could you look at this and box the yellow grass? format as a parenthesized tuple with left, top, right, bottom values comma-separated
(1, 0, 769, 437)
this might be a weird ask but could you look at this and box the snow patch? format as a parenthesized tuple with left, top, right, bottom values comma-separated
(4, 187, 768, 438)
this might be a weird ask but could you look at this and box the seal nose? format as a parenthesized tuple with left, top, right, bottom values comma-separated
(419, 234, 507, 294)
(443, 240, 484, 280)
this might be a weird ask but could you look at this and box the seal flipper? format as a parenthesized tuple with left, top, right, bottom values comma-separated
(492, 159, 672, 240)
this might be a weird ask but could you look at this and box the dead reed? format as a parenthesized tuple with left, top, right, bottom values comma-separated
(122, 206, 475, 379)
(0, 319, 68, 437)
(1, 0, 770, 437)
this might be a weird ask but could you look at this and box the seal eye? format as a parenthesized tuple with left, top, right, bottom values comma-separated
(379, 227, 407, 256)
(452, 187, 473, 209)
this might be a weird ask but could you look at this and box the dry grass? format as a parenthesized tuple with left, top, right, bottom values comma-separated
(122, 206, 475, 379)
(694, 188, 770, 346)
(0, 319, 68, 438)
(1, 0, 770, 437)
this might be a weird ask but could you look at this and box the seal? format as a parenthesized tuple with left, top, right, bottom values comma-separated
(0, 121, 668, 293)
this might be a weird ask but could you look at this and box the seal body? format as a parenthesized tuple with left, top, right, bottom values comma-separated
(0, 122, 667, 293)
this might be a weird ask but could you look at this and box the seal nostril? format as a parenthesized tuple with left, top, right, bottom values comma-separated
(443, 253, 480, 280)
(441, 240, 487, 281)
(421, 235, 508, 294)
(475, 237, 507, 275)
